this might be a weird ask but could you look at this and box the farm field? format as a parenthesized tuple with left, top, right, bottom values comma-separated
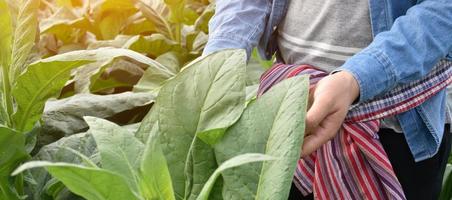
(0, 0, 451, 199)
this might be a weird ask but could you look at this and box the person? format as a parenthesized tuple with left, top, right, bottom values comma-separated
(203, 0, 452, 199)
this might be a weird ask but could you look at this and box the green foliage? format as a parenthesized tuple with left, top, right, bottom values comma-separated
(13, 48, 169, 132)
(0, 0, 283, 199)
(0, 127, 28, 200)
(140, 123, 175, 200)
(154, 49, 246, 199)
(14, 49, 309, 200)
(2, 1, 450, 199)
(13, 161, 140, 200)
(0, 0, 41, 198)
(215, 75, 309, 200)
(196, 153, 275, 200)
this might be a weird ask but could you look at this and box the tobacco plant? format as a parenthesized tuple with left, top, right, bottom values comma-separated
(13, 49, 310, 200)
(0, 0, 175, 198)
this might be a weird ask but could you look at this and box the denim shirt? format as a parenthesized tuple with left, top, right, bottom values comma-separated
(203, 0, 452, 162)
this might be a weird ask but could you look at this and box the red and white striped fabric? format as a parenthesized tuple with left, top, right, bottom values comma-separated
(256, 60, 452, 199)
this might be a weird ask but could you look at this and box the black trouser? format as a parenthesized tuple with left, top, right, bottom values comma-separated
(289, 125, 452, 200)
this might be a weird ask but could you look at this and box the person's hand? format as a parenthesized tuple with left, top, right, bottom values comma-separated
(301, 71, 360, 157)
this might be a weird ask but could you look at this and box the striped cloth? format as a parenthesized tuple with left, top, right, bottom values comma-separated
(256, 60, 452, 199)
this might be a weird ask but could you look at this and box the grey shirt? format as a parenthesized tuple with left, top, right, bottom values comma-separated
(277, 0, 407, 132)
(277, 0, 373, 72)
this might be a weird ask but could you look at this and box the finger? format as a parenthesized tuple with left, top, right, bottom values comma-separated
(305, 95, 331, 134)
(308, 85, 316, 109)
(301, 112, 344, 157)
(300, 128, 331, 157)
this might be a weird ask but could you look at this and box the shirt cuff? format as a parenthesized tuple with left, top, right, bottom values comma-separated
(334, 49, 396, 102)
(203, 37, 252, 60)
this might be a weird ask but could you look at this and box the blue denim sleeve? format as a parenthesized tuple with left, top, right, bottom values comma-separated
(337, 0, 452, 102)
(202, 0, 270, 59)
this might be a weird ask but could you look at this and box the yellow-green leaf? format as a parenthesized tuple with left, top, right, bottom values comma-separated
(10, 0, 40, 82)
(0, 0, 13, 69)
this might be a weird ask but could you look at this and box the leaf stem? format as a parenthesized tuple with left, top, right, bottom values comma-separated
(1, 63, 14, 127)
(175, 24, 182, 44)
(14, 174, 24, 196)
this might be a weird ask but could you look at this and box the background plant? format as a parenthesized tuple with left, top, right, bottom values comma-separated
(1, 0, 451, 199)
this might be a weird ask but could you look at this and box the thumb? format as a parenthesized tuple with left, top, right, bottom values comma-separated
(305, 95, 331, 134)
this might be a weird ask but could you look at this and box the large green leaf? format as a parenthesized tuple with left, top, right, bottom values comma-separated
(155, 49, 246, 199)
(85, 117, 144, 194)
(215, 75, 309, 200)
(12, 48, 169, 132)
(12, 161, 140, 200)
(10, 0, 40, 82)
(139, 123, 175, 200)
(197, 153, 275, 200)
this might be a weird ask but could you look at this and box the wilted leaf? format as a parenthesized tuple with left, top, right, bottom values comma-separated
(74, 58, 145, 94)
(12, 48, 169, 132)
(41, 11, 91, 44)
(41, 92, 154, 137)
